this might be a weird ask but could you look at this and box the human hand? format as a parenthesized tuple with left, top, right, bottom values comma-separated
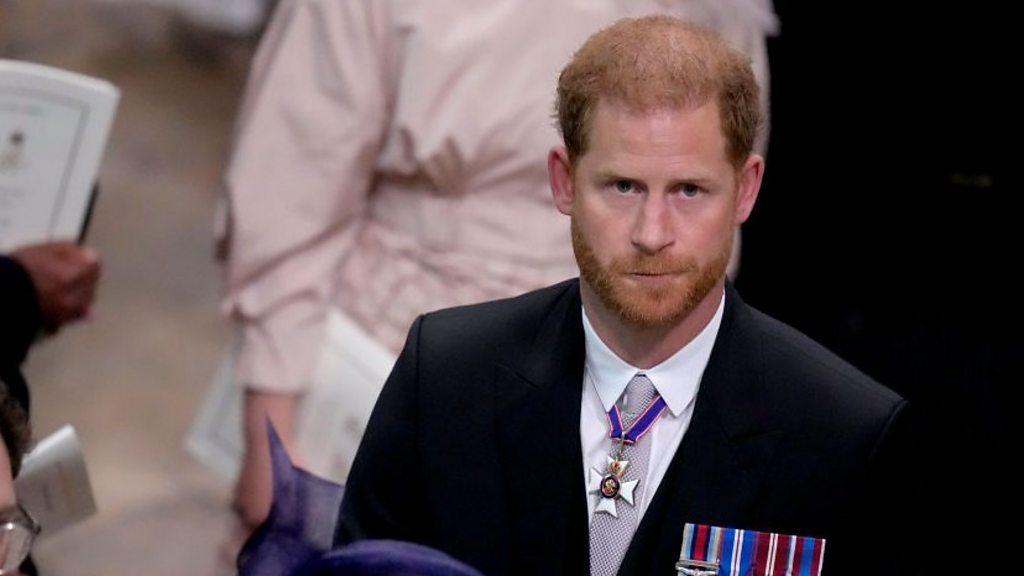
(235, 390, 299, 531)
(10, 241, 102, 333)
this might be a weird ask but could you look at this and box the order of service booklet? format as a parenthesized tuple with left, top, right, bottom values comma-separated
(0, 59, 119, 251)
(187, 310, 397, 483)
(14, 425, 98, 536)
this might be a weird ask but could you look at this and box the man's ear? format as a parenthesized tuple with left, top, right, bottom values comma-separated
(734, 153, 764, 225)
(549, 146, 575, 216)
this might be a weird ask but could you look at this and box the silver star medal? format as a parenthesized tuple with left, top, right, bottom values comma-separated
(588, 456, 638, 518)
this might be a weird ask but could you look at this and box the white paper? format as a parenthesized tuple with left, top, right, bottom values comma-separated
(0, 60, 120, 251)
(186, 310, 397, 482)
(296, 310, 398, 480)
(13, 425, 98, 537)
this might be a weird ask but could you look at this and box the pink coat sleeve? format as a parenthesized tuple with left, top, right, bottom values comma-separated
(220, 0, 396, 392)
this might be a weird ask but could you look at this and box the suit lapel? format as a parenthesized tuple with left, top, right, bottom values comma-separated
(620, 285, 784, 575)
(494, 281, 589, 575)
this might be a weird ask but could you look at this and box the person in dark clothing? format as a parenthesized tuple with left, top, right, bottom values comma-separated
(1, 242, 101, 411)
(338, 17, 916, 575)
(0, 379, 37, 575)
(1, 241, 97, 576)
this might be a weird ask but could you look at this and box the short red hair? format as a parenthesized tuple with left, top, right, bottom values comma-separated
(556, 15, 761, 168)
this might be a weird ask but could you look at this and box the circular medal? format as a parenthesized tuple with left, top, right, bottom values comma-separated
(600, 474, 621, 499)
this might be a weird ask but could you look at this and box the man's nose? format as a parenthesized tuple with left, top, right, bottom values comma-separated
(630, 193, 674, 254)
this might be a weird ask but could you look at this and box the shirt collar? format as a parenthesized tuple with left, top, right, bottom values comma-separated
(582, 291, 726, 417)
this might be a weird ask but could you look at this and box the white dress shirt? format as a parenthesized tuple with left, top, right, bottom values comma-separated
(581, 293, 725, 522)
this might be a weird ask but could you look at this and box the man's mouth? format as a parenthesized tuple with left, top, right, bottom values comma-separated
(628, 269, 684, 276)
(626, 271, 682, 283)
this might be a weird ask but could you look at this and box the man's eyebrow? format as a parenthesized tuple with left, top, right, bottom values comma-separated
(592, 169, 628, 182)
(592, 169, 716, 187)
(667, 176, 716, 188)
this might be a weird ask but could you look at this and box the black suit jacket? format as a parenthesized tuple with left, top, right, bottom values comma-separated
(337, 280, 916, 575)
(1, 254, 40, 411)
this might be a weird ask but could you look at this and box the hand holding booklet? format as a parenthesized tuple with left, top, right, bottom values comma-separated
(0, 59, 119, 251)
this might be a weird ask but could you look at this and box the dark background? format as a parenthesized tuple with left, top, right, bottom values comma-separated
(739, 1, 1018, 569)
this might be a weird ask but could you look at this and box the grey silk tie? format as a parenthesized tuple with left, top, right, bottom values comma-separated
(588, 373, 660, 576)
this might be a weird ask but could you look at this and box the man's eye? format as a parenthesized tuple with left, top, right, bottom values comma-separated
(679, 183, 702, 198)
(614, 180, 635, 194)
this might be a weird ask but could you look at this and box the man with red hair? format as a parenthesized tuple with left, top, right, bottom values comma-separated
(338, 16, 914, 576)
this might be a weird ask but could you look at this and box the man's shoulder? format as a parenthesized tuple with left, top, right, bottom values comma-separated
(736, 297, 904, 430)
(415, 276, 577, 334)
(417, 278, 577, 339)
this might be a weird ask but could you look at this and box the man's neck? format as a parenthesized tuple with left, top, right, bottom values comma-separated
(580, 280, 725, 369)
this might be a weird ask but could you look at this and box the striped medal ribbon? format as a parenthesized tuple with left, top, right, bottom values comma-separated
(676, 523, 826, 576)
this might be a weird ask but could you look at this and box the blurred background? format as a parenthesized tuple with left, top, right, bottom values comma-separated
(1, 0, 1017, 574)
(2, 0, 253, 573)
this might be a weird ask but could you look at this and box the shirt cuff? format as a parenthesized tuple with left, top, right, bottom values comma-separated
(232, 298, 327, 395)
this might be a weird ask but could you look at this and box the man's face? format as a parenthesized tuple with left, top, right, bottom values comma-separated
(550, 99, 762, 328)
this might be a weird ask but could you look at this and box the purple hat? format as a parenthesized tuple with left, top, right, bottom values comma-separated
(296, 540, 484, 576)
(237, 423, 483, 576)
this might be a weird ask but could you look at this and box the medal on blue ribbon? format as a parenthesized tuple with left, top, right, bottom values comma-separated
(588, 392, 668, 517)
